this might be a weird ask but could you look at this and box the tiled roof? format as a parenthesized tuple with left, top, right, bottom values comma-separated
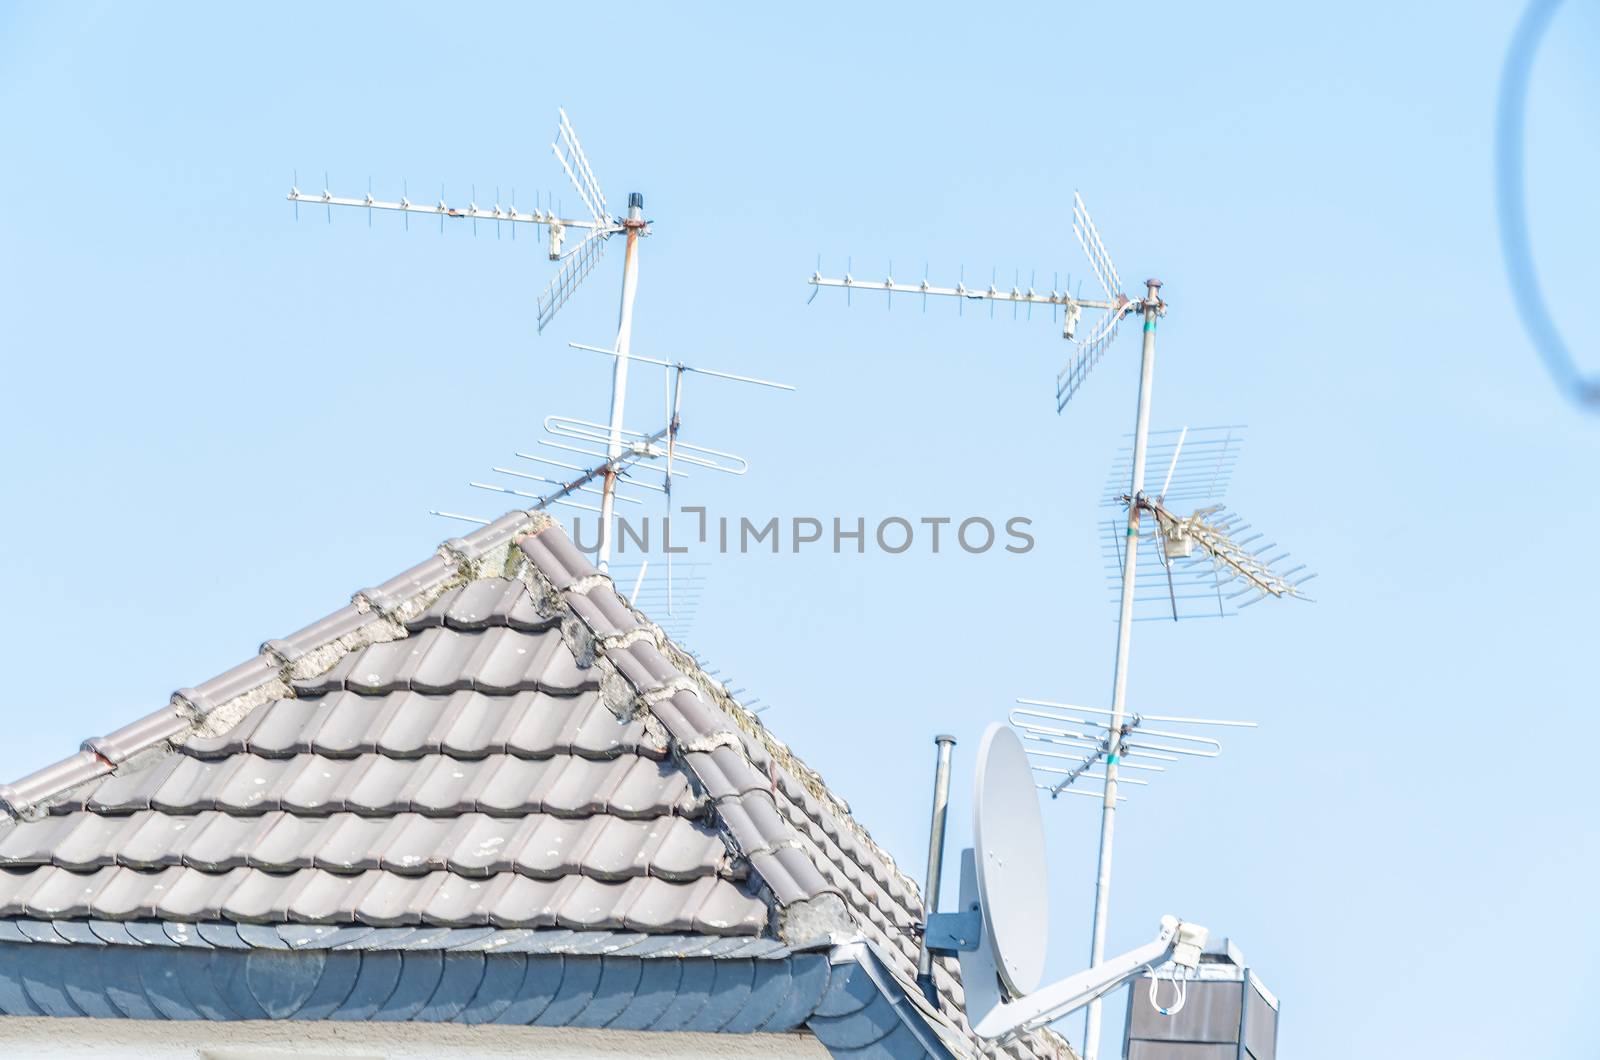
(0, 510, 1067, 1058)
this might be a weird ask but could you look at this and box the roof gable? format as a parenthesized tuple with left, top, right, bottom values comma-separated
(0, 510, 1064, 1058)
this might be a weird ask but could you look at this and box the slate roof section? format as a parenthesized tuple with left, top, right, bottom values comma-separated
(0, 509, 1067, 1059)
(0, 925, 955, 1058)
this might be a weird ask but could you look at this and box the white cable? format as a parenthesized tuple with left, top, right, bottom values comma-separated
(1148, 965, 1189, 1017)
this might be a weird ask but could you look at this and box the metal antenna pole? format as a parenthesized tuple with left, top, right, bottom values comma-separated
(1083, 278, 1162, 1060)
(598, 192, 646, 571)
(916, 733, 957, 1006)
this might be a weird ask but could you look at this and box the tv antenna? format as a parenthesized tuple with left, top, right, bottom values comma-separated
(808, 192, 1143, 412)
(288, 108, 632, 336)
(288, 108, 648, 568)
(290, 108, 793, 570)
(1010, 700, 1255, 802)
(1100, 426, 1315, 621)
(810, 198, 1312, 1060)
(917, 724, 1212, 1040)
(432, 341, 792, 577)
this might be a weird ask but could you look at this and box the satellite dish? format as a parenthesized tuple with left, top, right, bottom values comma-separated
(923, 724, 1211, 1040)
(972, 722, 1048, 996)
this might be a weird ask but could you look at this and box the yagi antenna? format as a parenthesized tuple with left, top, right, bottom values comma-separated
(441, 342, 792, 592)
(286, 106, 645, 336)
(808, 191, 1144, 414)
(917, 725, 1212, 1040)
(1010, 700, 1256, 801)
(288, 111, 650, 565)
(1099, 426, 1317, 621)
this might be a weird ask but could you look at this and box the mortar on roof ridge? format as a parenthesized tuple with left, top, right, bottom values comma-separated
(659, 646, 921, 911)
(678, 731, 743, 755)
(636, 676, 700, 708)
(179, 676, 293, 741)
(161, 543, 508, 752)
(564, 573, 614, 597)
(597, 627, 657, 653)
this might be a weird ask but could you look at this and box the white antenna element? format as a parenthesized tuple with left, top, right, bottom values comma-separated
(1100, 427, 1317, 621)
(923, 725, 1209, 1040)
(559, 341, 793, 570)
(452, 342, 791, 579)
(288, 109, 684, 575)
(1010, 700, 1256, 801)
(807, 191, 1146, 414)
(286, 108, 636, 337)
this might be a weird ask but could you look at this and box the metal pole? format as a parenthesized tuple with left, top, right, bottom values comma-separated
(598, 192, 645, 571)
(1083, 278, 1162, 1060)
(917, 734, 957, 1007)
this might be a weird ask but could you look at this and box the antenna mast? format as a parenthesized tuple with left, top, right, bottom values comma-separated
(599, 191, 647, 570)
(810, 195, 1309, 1060)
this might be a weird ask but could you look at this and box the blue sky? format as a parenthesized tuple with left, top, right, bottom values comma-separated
(1, 2, 1596, 1056)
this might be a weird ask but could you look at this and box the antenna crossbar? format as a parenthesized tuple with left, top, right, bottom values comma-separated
(285, 188, 611, 232)
(807, 273, 1126, 314)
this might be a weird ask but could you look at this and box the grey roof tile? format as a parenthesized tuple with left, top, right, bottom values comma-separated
(353, 871, 440, 926)
(420, 873, 495, 926)
(518, 527, 594, 590)
(650, 819, 732, 881)
(583, 585, 641, 635)
(290, 651, 357, 697)
(158, 863, 247, 921)
(82, 706, 189, 765)
(509, 816, 589, 878)
(310, 813, 392, 873)
(179, 654, 280, 716)
(458, 757, 542, 816)
(212, 755, 300, 814)
(47, 814, 130, 872)
(482, 874, 561, 927)
(358, 554, 455, 615)
(177, 813, 267, 871)
(261, 603, 370, 665)
(444, 511, 538, 563)
(560, 874, 644, 930)
(234, 697, 326, 756)
(80, 753, 181, 814)
(220, 866, 310, 922)
(372, 692, 446, 757)
(23, 863, 118, 919)
(0, 815, 75, 865)
(338, 755, 415, 815)
(296, 692, 385, 755)
(565, 591, 631, 639)
(278, 754, 353, 813)
(414, 579, 553, 633)
(284, 868, 370, 923)
(144, 755, 233, 813)
(748, 851, 809, 906)
(250, 813, 327, 869)
(296, 627, 595, 698)
(0, 867, 45, 914)
(0, 751, 112, 817)
(435, 690, 505, 757)
(406, 756, 486, 815)
(375, 814, 458, 875)
(94, 865, 184, 919)
(441, 815, 523, 876)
